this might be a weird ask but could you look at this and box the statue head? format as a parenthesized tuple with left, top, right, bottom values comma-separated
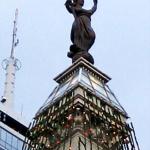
(73, 0, 84, 7)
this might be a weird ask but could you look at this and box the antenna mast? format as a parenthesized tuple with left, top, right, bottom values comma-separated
(11, 9, 19, 58)
(1, 9, 21, 110)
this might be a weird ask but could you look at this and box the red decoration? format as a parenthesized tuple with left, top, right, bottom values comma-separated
(65, 124, 70, 128)
(67, 114, 74, 121)
(56, 140, 61, 144)
(83, 132, 88, 137)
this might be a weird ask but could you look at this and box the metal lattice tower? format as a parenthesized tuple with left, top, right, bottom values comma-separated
(23, 58, 140, 150)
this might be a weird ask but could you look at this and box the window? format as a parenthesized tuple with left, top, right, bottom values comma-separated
(1, 129, 6, 142)
(92, 81, 107, 97)
(5, 143, 11, 150)
(18, 140, 23, 149)
(81, 75, 91, 86)
(0, 140, 5, 148)
(89, 74, 102, 86)
(0, 127, 24, 150)
(6, 132, 12, 145)
(0, 146, 5, 150)
(12, 136, 18, 148)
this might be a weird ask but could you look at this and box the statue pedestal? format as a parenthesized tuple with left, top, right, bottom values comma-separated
(67, 45, 94, 64)
(72, 51, 94, 64)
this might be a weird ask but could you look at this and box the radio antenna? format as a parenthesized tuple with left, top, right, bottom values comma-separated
(10, 9, 19, 58)
(1, 9, 21, 110)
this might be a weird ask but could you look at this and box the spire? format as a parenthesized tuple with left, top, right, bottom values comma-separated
(10, 8, 19, 58)
(1, 9, 21, 111)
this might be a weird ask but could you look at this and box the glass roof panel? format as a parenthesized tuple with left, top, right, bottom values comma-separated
(36, 67, 127, 117)
(95, 90, 107, 100)
(54, 83, 68, 99)
(45, 87, 58, 104)
(50, 72, 80, 102)
(80, 75, 91, 86)
(89, 74, 103, 86)
(106, 91, 115, 101)
(80, 80, 93, 92)
(36, 86, 59, 114)
(104, 85, 110, 91)
(91, 81, 107, 97)
(81, 69, 88, 76)
(70, 72, 79, 86)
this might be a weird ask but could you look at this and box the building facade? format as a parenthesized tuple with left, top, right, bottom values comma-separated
(23, 58, 140, 150)
(0, 107, 27, 150)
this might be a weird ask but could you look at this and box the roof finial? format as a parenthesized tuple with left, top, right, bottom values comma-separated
(10, 8, 19, 58)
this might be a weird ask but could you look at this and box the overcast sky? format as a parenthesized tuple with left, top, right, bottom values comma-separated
(0, 0, 149, 149)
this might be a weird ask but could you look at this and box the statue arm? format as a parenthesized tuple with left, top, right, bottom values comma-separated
(91, 0, 98, 14)
(75, 0, 97, 15)
(74, 7, 93, 15)
(65, 0, 73, 13)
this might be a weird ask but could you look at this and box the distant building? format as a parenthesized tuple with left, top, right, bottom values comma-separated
(0, 105, 27, 150)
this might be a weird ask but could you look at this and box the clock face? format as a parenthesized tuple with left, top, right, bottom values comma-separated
(1, 59, 9, 70)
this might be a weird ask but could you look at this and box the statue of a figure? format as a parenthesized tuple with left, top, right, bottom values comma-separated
(65, 0, 98, 64)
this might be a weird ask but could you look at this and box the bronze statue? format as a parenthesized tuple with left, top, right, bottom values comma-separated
(65, 0, 98, 64)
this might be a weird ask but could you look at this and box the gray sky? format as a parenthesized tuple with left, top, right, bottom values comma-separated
(0, 0, 149, 149)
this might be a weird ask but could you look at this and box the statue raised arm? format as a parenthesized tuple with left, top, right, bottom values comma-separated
(65, 0, 73, 13)
(65, 0, 98, 64)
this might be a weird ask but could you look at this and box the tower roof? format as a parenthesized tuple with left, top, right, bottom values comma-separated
(36, 58, 128, 118)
